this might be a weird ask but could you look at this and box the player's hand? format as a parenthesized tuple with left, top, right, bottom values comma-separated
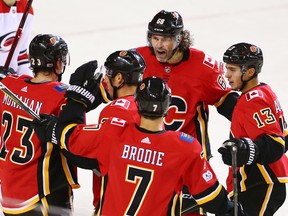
(216, 200, 246, 216)
(87, 71, 111, 112)
(218, 138, 259, 167)
(0, 66, 16, 80)
(65, 60, 99, 109)
(31, 114, 58, 145)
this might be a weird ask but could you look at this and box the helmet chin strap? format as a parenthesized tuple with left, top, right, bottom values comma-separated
(57, 73, 62, 82)
(239, 66, 255, 91)
(110, 78, 125, 100)
(54, 66, 66, 82)
(239, 74, 247, 91)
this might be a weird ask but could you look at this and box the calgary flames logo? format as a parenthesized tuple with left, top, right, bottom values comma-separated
(250, 45, 258, 53)
(49, 36, 57, 45)
(119, 51, 127, 57)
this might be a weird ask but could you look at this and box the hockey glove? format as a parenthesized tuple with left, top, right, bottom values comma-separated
(31, 114, 58, 145)
(218, 138, 259, 167)
(216, 200, 246, 216)
(0, 66, 16, 80)
(86, 71, 111, 112)
(65, 60, 99, 109)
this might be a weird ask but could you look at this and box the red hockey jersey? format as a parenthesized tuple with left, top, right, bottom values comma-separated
(226, 83, 288, 195)
(98, 95, 140, 124)
(0, 75, 78, 214)
(136, 46, 233, 159)
(92, 95, 140, 207)
(61, 117, 222, 216)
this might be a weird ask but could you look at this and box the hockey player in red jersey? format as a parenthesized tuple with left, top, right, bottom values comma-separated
(98, 50, 145, 125)
(32, 75, 245, 216)
(91, 50, 145, 213)
(218, 42, 288, 215)
(0, 0, 34, 76)
(0, 34, 78, 215)
(133, 10, 239, 215)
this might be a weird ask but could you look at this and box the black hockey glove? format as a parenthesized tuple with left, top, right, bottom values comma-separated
(65, 60, 99, 110)
(31, 114, 58, 145)
(216, 200, 246, 216)
(86, 72, 111, 112)
(0, 66, 16, 80)
(218, 138, 259, 167)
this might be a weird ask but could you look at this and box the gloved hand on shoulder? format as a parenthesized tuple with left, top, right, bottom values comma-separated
(31, 114, 58, 145)
(218, 137, 259, 167)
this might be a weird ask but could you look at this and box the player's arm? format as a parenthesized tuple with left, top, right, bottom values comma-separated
(32, 61, 103, 169)
(194, 182, 238, 215)
(219, 134, 285, 167)
(32, 99, 100, 169)
(254, 134, 285, 164)
(216, 90, 239, 121)
(56, 59, 105, 136)
(186, 165, 243, 213)
(182, 139, 244, 215)
(204, 59, 239, 121)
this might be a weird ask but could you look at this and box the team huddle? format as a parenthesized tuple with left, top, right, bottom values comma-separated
(0, 1, 288, 216)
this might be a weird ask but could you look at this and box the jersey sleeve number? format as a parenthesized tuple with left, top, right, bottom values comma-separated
(0, 112, 34, 164)
(253, 108, 276, 128)
(125, 165, 154, 215)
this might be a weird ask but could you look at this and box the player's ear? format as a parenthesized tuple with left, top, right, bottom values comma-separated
(246, 67, 256, 78)
(115, 72, 124, 84)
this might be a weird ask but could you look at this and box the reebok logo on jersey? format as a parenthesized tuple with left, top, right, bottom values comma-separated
(141, 137, 151, 144)
(21, 86, 28, 92)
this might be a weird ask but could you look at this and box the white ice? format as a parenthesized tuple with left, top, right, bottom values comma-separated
(3, 0, 288, 215)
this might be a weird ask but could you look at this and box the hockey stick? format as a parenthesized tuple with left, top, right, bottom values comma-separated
(231, 144, 238, 216)
(181, 203, 199, 214)
(0, 81, 40, 120)
(4, 0, 34, 69)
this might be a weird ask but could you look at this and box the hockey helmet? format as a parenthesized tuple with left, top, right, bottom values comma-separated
(135, 76, 171, 117)
(148, 10, 183, 37)
(223, 42, 263, 74)
(104, 50, 146, 85)
(29, 34, 69, 69)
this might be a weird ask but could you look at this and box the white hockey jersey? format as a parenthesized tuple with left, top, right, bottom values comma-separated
(0, 0, 34, 76)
